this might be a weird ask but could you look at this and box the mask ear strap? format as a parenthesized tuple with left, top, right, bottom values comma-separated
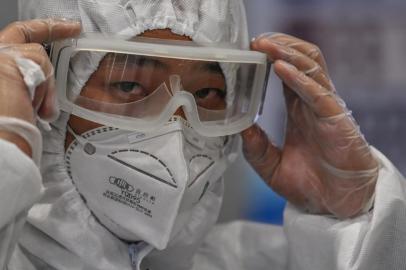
(67, 125, 96, 155)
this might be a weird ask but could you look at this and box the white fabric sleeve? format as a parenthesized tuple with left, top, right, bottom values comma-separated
(0, 117, 43, 167)
(0, 139, 43, 269)
(283, 147, 406, 270)
(193, 221, 287, 270)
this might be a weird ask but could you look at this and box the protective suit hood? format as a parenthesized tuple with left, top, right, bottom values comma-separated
(19, 0, 249, 47)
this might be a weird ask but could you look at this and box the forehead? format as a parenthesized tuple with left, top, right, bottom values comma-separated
(99, 29, 225, 74)
(101, 53, 222, 74)
(91, 28, 225, 80)
(139, 28, 193, 41)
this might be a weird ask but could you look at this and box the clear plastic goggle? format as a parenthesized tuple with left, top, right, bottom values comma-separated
(51, 34, 270, 137)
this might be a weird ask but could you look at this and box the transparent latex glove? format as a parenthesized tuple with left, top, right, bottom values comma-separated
(0, 19, 81, 123)
(243, 33, 379, 219)
(0, 19, 81, 155)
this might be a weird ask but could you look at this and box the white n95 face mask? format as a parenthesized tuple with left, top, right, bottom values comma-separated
(65, 117, 231, 250)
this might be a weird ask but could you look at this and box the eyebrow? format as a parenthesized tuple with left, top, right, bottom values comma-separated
(197, 62, 224, 76)
(128, 56, 223, 75)
(134, 56, 169, 70)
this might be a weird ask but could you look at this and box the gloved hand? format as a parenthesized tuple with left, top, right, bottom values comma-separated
(0, 18, 81, 123)
(0, 19, 81, 157)
(244, 33, 379, 219)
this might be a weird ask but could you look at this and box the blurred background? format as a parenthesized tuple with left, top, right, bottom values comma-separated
(222, 0, 406, 225)
(1, 0, 405, 225)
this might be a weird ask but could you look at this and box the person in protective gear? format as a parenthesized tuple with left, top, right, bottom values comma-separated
(0, 1, 405, 270)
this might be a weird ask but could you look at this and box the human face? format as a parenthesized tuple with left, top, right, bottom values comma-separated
(65, 29, 226, 149)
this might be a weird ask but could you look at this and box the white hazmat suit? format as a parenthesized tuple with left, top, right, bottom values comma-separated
(0, 0, 405, 269)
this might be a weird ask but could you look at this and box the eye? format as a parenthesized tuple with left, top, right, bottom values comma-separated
(111, 81, 144, 94)
(107, 81, 149, 103)
(194, 88, 226, 100)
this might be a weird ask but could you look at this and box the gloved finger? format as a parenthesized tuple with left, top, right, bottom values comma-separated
(0, 18, 81, 44)
(274, 60, 343, 117)
(12, 44, 54, 109)
(256, 33, 329, 72)
(241, 124, 282, 184)
(36, 78, 58, 121)
(11, 44, 59, 122)
(11, 43, 53, 78)
(0, 54, 35, 122)
(251, 38, 334, 91)
(283, 84, 308, 128)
